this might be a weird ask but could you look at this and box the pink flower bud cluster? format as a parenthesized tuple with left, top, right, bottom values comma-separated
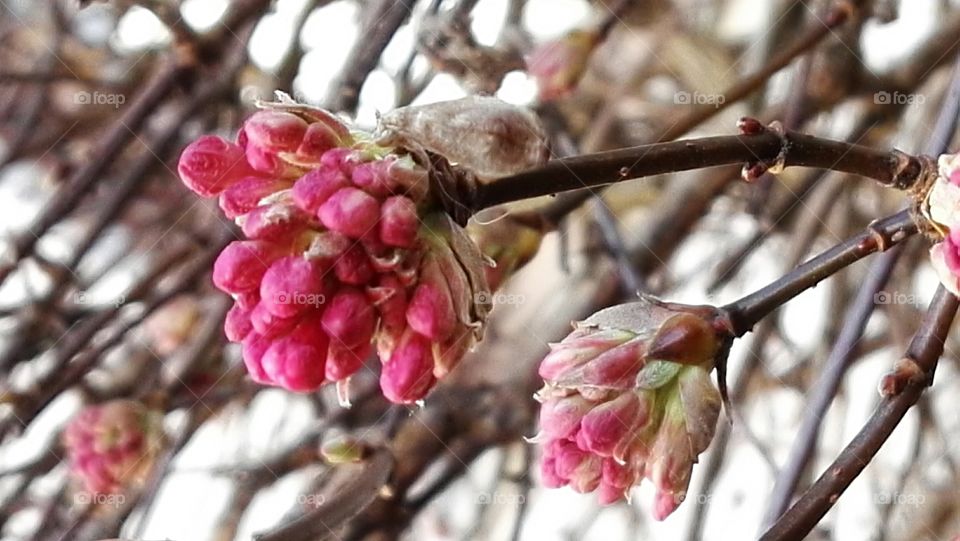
(63, 400, 163, 495)
(176, 99, 490, 403)
(927, 153, 960, 295)
(526, 29, 598, 101)
(534, 299, 722, 520)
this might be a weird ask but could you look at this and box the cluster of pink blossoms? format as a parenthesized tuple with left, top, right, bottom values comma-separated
(177, 98, 489, 404)
(534, 297, 722, 520)
(926, 153, 960, 294)
(63, 400, 163, 495)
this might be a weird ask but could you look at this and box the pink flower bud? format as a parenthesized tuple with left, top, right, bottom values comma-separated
(538, 394, 592, 440)
(242, 332, 272, 383)
(380, 330, 436, 403)
(250, 302, 300, 338)
(292, 168, 351, 214)
(219, 177, 290, 218)
(350, 160, 393, 197)
(236, 290, 260, 310)
(526, 30, 597, 101)
(296, 121, 345, 161)
(931, 231, 960, 296)
(243, 111, 308, 153)
(369, 274, 408, 331)
(212, 241, 279, 294)
(325, 342, 371, 381)
(322, 287, 376, 348)
(177, 136, 257, 197)
(261, 335, 328, 392)
(432, 333, 471, 378)
(538, 328, 635, 381)
(572, 338, 646, 389)
(318, 187, 381, 239)
(405, 257, 457, 341)
(224, 302, 253, 342)
(379, 196, 419, 248)
(334, 245, 374, 285)
(241, 202, 311, 241)
(259, 256, 327, 318)
(577, 393, 648, 458)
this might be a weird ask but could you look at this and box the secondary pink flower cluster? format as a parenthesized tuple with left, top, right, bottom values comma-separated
(534, 298, 722, 520)
(177, 99, 489, 403)
(927, 153, 960, 295)
(63, 400, 163, 495)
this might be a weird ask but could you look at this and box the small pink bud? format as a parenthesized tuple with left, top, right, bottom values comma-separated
(351, 160, 393, 197)
(292, 168, 351, 214)
(538, 328, 635, 381)
(241, 202, 311, 241)
(318, 187, 381, 239)
(296, 122, 344, 160)
(243, 111, 308, 153)
(224, 303, 253, 342)
(259, 256, 327, 318)
(325, 342, 371, 381)
(244, 142, 302, 177)
(577, 393, 648, 457)
(380, 330, 436, 403)
(540, 456, 566, 488)
(242, 332, 272, 383)
(334, 245, 374, 285)
(177, 136, 257, 197)
(432, 333, 471, 378)
(212, 241, 279, 294)
(379, 196, 419, 248)
(320, 147, 356, 174)
(261, 335, 328, 392)
(526, 30, 597, 101)
(405, 258, 457, 341)
(553, 439, 601, 493)
(538, 395, 592, 440)
(249, 302, 300, 338)
(236, 290, 260, 310)
(369, 274, 408, 331)
(321, 287, 376, 347)
(602, 457, 635, 489)
(219, 177, 290, 218)
(576, 338, 646, 389)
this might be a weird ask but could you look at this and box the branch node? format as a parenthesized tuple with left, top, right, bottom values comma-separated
(426, 152, 479, 226)
(877, 356, 926, 397)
